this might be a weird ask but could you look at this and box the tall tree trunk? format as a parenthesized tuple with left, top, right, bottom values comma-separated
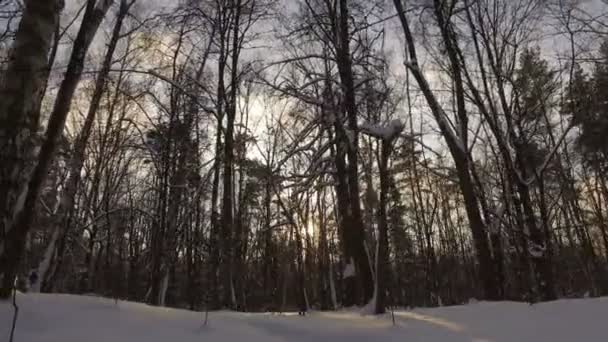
(392, 0, 501, 300)
(0, 0, 112, 296)
(317, 184, 331, 310)
(335, 0, 374, 305)
(0, 0, 62, 243)
(219, 0, 242, 308)
(375, 139, 391, 314)
(0, 0, 63, 296)
(36, 0, 132, 292)
(209, 134, 222, 309)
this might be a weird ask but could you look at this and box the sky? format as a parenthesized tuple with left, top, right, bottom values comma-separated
(28, 0, 608, 158)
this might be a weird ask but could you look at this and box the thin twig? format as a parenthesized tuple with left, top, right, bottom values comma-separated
(9, 280, 18, 342)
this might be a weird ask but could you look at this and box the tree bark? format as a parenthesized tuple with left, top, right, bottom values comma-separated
(335, 0, 374, 305)
(0, 0, 64, 295)
(375, 139, 391, 314)
(37, 0, 132, 293)
(0, 0, 112, 297)
(392, 0, 501, 300)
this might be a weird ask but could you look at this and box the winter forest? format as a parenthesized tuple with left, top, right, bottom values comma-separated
(1, 0, 608, 318)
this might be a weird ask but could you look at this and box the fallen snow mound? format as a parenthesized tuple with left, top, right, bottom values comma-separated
(1, 293, 607, 341)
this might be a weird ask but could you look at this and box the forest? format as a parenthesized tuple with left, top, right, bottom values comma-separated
(0, 0, 607, 316)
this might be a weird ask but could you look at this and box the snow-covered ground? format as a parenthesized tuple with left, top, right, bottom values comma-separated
(1, 293, 607, 342)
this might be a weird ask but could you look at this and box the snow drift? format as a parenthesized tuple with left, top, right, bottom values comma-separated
(1, 293, 607, 342)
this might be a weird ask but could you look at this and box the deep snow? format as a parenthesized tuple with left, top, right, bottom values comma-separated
(1, 293, 607, 341)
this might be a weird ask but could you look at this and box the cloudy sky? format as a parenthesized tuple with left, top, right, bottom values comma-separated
(49, 0, 608, 151)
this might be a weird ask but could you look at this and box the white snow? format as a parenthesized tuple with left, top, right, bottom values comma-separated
(2, 293, 608, 342)
(159, 269, 169, 307)
(360, 119, 405, 140)
(30, 228, 59, 293)
(328, 261, 338, 308)
(343, 258, 356, 278)
(344, 129, 355, 146)
(528, 243, 546, 258)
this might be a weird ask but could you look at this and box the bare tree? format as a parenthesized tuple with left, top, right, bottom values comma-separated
(0, 0, 64, 298)
(0, 0, 114, 296)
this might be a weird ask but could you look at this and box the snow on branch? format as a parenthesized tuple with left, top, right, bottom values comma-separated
(360, 119, 405, 141)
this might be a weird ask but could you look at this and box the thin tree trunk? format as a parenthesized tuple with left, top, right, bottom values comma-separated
(37, 0, 132, 292)
(375, 139, 391, 314)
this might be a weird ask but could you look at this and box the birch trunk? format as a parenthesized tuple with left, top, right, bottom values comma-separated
(39, 0, 132, 292)
(0, 0, 64, 297)
(0, 0, 113, 296)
